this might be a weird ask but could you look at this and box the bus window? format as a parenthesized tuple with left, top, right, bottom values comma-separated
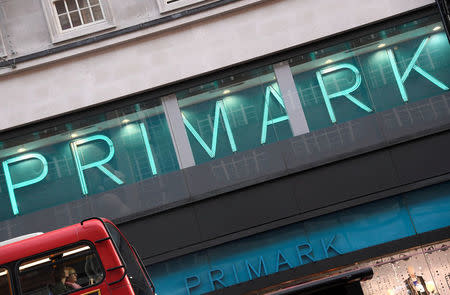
(105, 223, 154, 295)
(0, 268, 12, 295)
(18, 244, 104, 295)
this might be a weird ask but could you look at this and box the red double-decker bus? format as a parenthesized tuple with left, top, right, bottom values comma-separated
(0, 217, 156, 295)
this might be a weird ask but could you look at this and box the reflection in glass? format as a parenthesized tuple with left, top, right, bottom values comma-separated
(422, 241, 450, 294)
(0, 98, 178, 221)
(176, 65, 293, 164)
(360, 240, 450, 295)
(289, 15, 450, 131)
(18, 244, 104, 295)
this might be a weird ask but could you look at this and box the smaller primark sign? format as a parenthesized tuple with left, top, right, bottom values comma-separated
(183, 234, 342, 295)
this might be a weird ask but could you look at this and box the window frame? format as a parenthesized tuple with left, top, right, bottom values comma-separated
(41, 0, 115, 43)
(0, 28, 6, 58)
(0, 266, 13, 295)
(15, 240, 106, 295)
(104, 222, 155, 294)
(156, 0, 218, 14)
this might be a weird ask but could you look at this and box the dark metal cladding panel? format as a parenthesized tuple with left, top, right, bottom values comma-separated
(193, 176, 299, 241)
(378, 92, 450, 144)
(291, 150, 399, 213)
(281, 114, 386, 174)
(118, 206, 202, 260)
(90, 169, 190, 221)
(390, 130, 450, 184)
(184, 143, 288, 201)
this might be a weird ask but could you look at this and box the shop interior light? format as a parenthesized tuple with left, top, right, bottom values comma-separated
(223, 89, 231, 95)
(122, 119, 130, 124)
(71, 133, 78, 138)
(325, 59, 333, 64)
(433, 26, 441, 31)
(19, 258, 51, 270)
(0, 270, 7, 276)
(377, 43, 386, 48)
(62, 246, 90, 257)
(17, 148, 26, 153)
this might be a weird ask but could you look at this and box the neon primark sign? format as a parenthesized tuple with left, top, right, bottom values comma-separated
(1, 37, 448, 216)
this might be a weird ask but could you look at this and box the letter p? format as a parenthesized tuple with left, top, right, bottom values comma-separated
(2, 153, 48, 215)
(185, 275, 201, 295)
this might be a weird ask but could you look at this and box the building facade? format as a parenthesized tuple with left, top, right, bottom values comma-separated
(0, 0, 449, 294)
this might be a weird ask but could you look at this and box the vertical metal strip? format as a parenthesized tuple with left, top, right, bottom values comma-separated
(162, 94, 196, 169)
(273, 61, 310, 136)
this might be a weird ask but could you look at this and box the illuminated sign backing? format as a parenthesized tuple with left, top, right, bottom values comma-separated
(1, 37, 448, 216)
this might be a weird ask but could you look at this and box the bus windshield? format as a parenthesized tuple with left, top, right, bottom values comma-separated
(18, 243, 104, 295)
(105, 222, 155, 295)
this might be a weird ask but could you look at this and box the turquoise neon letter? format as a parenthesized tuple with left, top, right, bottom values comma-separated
(260, 85, 289, 144)
(316, 63, 373, 123)
(182, 100, 237, 158)
(139, 123, 157, 175)
(387, 37, 449, 102)
(2, 153, 48, 215)
(70, 135, 124, 195)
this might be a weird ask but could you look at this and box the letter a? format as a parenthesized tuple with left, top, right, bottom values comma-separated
(260, 85, 289, 144)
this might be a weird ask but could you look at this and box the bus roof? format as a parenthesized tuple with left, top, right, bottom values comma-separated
(0, 218, 111, 265)
(0, 232, 44, 247)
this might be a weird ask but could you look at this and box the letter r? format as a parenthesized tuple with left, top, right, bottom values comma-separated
(70, 134, 123, 195)
(316, 63, 373, 123)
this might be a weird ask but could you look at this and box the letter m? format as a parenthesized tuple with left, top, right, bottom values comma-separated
(246, 256, 267, 280)
(182, 100, 237, 158)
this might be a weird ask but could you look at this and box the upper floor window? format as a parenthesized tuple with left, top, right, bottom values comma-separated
(156, 0, 217, 13)
(41, 0, 114, 43)
(54, 0, 105, 31)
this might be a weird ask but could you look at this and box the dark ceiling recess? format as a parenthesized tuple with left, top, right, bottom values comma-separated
(436, 0, 450, 41)
(249, 268, 373, 295)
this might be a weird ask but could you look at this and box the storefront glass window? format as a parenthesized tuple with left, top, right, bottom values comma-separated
(289, 15, 450, 131)
(176, 65, 293, 165)
(147, 181, 450, 295)
(422, 241, 450, 294)
(0, 98, 178, 221)
(360, 240, 450, 295)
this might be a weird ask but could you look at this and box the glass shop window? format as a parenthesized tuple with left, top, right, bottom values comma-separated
(176, 65, 293, 165)
(359, 239, 450, 294)
(0, 268, 12, 295)
(0, 96, 178, 222)
(18, 244, 104, 295)
(289, 14, 450, 132)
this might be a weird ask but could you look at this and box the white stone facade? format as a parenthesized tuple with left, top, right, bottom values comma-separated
(0, 0, 432, 130)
